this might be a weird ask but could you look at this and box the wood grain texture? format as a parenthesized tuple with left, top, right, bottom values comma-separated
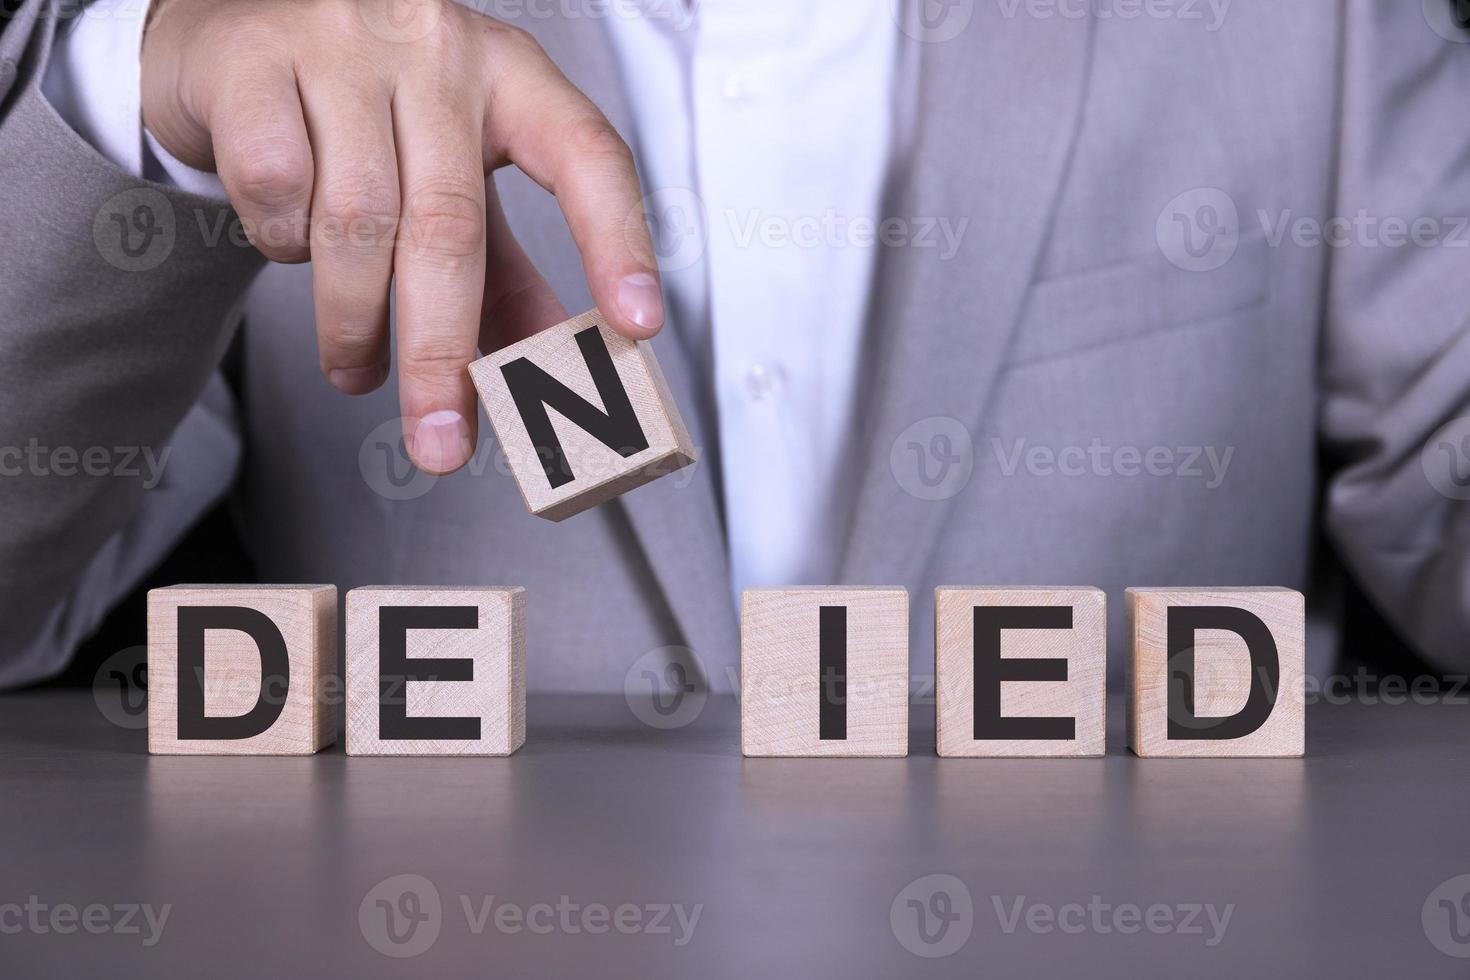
(741, 588, 908, 758)
(1128, 587, 1305, 758)
(147, 585, 337, 755)
(935, 587, 1106, 758)
(469, 309, 696, 522)
(345, 587, 525, 756)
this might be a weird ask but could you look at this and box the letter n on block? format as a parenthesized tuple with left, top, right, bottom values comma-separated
(935, 588, 1106, 758)
(147, 585, 337, 755)
(1128, 588, 1305, 758)
(345, 588, 525, 756)
(469, 309, 696, 521)
(740, 588, 908, 758)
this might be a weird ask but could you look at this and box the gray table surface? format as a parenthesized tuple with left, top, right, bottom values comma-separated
(1, 689, 1466, 978)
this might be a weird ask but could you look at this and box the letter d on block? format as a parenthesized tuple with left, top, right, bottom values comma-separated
(1127, 588, 1305, 758)
(147, 585, 338, 755)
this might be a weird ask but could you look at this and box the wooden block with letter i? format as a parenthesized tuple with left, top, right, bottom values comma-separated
(1128, 587, 1305, 758)
(741, 588, 908, 758)
(345, 587, 525, 756)
(935, 587, 1106, 757)
(147, 585, 337, 755)
(469, 308, 696, 522)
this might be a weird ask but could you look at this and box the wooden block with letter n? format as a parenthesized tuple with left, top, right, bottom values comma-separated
(741, 588, 909, 758)
(935, 587, 1106, 757)
(147, 585, 337, 755)
(345, 587, 525, 756)
(1128, 587, 1305, 758)
(469, 308, 696, 522)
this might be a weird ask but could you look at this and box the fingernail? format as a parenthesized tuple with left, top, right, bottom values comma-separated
(327, 364, 389, 395)
(410, 410, 473, 474)
(616, 272, 664, 333)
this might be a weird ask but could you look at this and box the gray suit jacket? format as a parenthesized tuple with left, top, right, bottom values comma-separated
(2, 0, 1468, 692)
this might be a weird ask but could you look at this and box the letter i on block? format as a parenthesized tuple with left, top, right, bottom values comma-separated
(740, 588, 909, 757)
(935, 588, 1106, 757)
(469, 309, 696, 521)
(345, 588, 525, 756)
(147, 585, 338, 755)
(1128, 588, 1305, 758)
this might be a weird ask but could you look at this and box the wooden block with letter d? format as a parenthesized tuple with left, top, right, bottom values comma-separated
(345, 587, 525, 756)
(935, 587, 1106, 757)
(147, 585, 337, 755)
(740, 588, 909, 758)
(1128, 587, 1305, 758)
(469, 308, 696, 522)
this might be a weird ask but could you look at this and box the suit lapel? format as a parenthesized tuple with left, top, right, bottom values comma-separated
(839, 8, 1097, 590)
(528, 11, 740, 684)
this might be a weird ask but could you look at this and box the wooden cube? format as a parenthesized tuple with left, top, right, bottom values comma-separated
(741, 588, 908, 758)
(147, 585, 337, 755)
(1128, 587, 1305, 758)
(345, 587, 525, 756)
(935, 587, 1106, 758)
(469, 309, 696, 522)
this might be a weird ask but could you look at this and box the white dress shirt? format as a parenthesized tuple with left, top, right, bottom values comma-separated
(43, 0, 898, 602)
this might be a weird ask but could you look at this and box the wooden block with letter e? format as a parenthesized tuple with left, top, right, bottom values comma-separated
(1128, 587, 1305, 758)
(469, 308, 696, 522)
(741, 588, 909, 758)
(147, 585, 337, 755)
(935, 587, 1106, 757)
(345, 587, 525, 756)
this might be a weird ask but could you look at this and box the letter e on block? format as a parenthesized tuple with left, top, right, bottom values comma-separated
(741, 588, 908, 758)
(1128, 587, 1305, 758)
(935, 587, 1106, 757)
(469, 309, 696, 521)
(147, 585, 337, 755)
(345, 587, 525, 756)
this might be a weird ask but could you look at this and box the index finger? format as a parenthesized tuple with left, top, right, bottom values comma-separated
(479, 25, 664, 340)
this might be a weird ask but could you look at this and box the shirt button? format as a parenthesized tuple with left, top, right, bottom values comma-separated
(743, 362, 787, 402)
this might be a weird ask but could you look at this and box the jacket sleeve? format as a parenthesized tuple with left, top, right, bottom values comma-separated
(0, 0, 266, 686)
(1320, 1, 1470, 671)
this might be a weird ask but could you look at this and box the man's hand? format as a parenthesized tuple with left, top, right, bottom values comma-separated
(141, 0, 663, 474)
